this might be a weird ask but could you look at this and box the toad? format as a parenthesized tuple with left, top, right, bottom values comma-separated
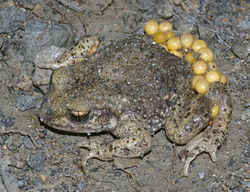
(39, 35, 232, 175)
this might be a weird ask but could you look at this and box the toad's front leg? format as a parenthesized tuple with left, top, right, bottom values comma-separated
(78, 117, 152, 170)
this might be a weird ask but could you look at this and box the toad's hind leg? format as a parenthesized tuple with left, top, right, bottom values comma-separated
(79, 118, 152, 169)
(181, 82, 232, 176)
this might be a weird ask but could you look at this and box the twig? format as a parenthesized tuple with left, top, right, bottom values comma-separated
(118, 168, 140, 188)
(127, 172, 141, 192)
(173, 10, 234, 48)
(55, 0, 84, 13)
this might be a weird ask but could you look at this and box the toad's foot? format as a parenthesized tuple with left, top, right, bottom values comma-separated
(180, 82, 232, 176)
(78, 118, 152, 172)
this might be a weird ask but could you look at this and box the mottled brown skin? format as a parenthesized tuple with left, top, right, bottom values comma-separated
(39, 35, 231, 175)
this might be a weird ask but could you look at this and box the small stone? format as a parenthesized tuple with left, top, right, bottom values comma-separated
(0, 6, 26, 33)
(240, 109, 250, 121)
(114, 171, 122, 177)
(6, 134, 22, 151)
(173, 17, 196, 34)
(197, 171, 205, 179)
(22, 136, 33, 149)
(77, 179, 84, 191)
(232, 41, 249, 59)
(16, 73, 33, 92)
(165, 146, 172, 151)
(27, 150, 46, 171)
(228, 158, 235, 166)
(16, 161, 25, 169)
(17, 180, 25, 188)
(32, 68, 52, 93)
(240, 113, 247, 121)
(90, 167, 99, 173)
(16, 95, 36, 111)
(0, 108, 15, 128)
(40, 174, 46, 182)
(157, 0, 174, 18)
(33, 4, 43, 17)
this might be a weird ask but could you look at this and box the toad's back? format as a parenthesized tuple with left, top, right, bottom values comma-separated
(66, 35, 193, 133)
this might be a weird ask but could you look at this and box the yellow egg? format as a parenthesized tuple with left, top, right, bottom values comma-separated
(185, 52, 194, 64)
(153, 31, 167, 44)
(208, 61, 217, 71)
(167, 37, 182, 51)
(198, 47, 214, 62)
(220, 73, 227, 84)
(192, 39, 207, 52)
(170, 50, 183, 58)
(166, 31, 175, 39)
(159, 21, 173, 32)
(145, 20, 159, 35)
(193, 60, 208, 75)
(192, 75, 205, 88)
(212, 104, 219, 118)
(206, 71, 221, 83)
(195, 79, 210, 94)
(181, 33, 194, 48)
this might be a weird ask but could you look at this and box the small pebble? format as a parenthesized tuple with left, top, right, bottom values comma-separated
(197, 171, 205, 179)
(114, 171, 122, 177)
(16, 95, 36, 111)
(0, 108, 15, 128)
(165, 146, 172, 151)
(232, 41, 249, 59)
(228, 158, 235, 166)
(6, 134, 22, 151)
(40, 174, 46, 182)
(17, 180, 25, 188)
(16, 161, 25, 169)
(240, 109, 250, 121)
(77, 179, 84, 191)
(27, 150, 46, 171)
(22, 136, 33, 149)
(90, 167, 99, 173)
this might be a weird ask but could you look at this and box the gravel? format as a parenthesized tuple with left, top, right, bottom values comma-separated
(0, 6, 26, 33)
(16, 95, 36, 111)
(0, 108, 15, 129)
(27, 150, 46, 171)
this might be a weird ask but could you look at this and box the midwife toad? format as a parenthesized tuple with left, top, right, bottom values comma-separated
(39, 35, 231, 175)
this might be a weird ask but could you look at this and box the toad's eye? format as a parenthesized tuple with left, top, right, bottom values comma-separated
(68, 109, 91, 123)
(67, 97, 91, 123)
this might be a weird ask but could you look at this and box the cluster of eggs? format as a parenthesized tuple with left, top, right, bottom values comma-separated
(145, 20, 228, 117)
